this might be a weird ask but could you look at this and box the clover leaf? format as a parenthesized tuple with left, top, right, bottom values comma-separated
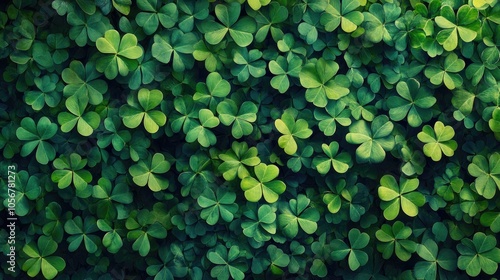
(203, 2, 256, 47)
(345, 115, 395, 163)
(278, 194, 320, 238)
(268, 54, 302, 93)
(231, 48, 266, 83)
(480, 212, 500, 233)
(218, 141, 260, 181)
(11, 171, 41, 217)
(457, 232, 500, 276)
(241, 204, 276, 243)
(417, 121, 458, 161)
(177, 0, 209, 32)
(136, 0, 177, 35)
(312, 141, 352, 174)
(185, 109, 220, 147)
(362, 3, 401, 44)
(376, 221, 417, 261)
(97, 219, 124, 254)
(217, 100, 257, 139)
(16, 117, 57, 164)
(424, 52, 465, 90)
(321, 0, 364, 33)
(96, 29, 143, 79)
(22, 236, 66, 279)
(378, 175, 425, 220)
(467, 152, 500, 199)
(414, 238, 457, 279)
(93, 177, 133, 220)
(97, 115, 131, 152)
(61, 60, 107, 105)
(489, 108, 500, 133)
(129, 153, 170, 192)
(331, 228, 370, 271)
(299, 58, 350, 107)
(119, 88, 166, 134)
(197, 187, 238, 225)
(241, 163, 286, 203)
(25, 74, 61, 111)
(68, 10, 110, 47)
(64, 216, 101, 253)
(146, 243, 189, 279)
(313, 100, 352, 136)
(388, 78, 436, 127)
(126, 210, 168, 257)
(435, 5, 480, 51)
(275, 108, 313, 155)
(207, 245, 247, 280)
(152, 29, 197, 72)
(58, 93, 100, 136)
(194, 72, 231, 109)
(51, 153, 92, 191)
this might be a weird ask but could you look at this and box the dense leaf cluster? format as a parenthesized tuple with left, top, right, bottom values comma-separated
(1, 0, 500, 279)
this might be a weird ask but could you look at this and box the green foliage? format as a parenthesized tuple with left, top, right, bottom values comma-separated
(331, 228, 370, 271)
(345, 115, 395, 163)
(240, 163, 286, 203)
(275, 108, 313, 155)
(22, 236, 66, 279)
(457, 232, 500, 276)
(378, 175, 425, 220)
(119, 88, 166, 134)
(96, 29, 143, 79)
(418, 121, 458, 161)
(4, 0, 500, 279)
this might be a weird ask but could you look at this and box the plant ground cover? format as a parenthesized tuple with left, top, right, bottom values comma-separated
(1, 0, 500, 279)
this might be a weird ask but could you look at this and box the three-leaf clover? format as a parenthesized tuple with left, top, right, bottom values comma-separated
(345, 115, 395, 163)
(24, 74, 62, 111)
(417, 121, 458, 161)
(96, 29, 143, 79)
(313, 100, 352, 136)
(217, 100, 257, 139)
(16, 117, 57, 164)
(61, 60, 107, 105)
(312, 141, 352, 174)
(457, 232, 500, 276)
(424, 53, 465, 90)
(467, 152, 500, 199)
(119, 88, 167, 134)
(387, 78, 436, 127)
(240, 163, 286, 203)
(58, 94, 100, 136)
(231, 48, 266, 83)
(241, 204, 276, 242)
(129, 153, 171, 192)
(203, 2, 256, 47)
(378, 175, 425, 220)
(197, 187, 238, 225)
(126, 210, 168, 257)
(51, 153, 92, 191)
(414, 239, 457, 279)
(22, 236, 66, 279)
(194, 72, 231, 110)
(278, 194, 320, 238)
(152, 29, 197, 72)
(185, 109, 220, 147)
(321, 0, 364, 33)
(207, 245, 247, 280)
(376, 221, 417, 261)
(136, 0, 177, 35)
(218, 141, 261, 181)
(268, 54, 302, 93)
(275, 108, 313, 155)
(64, 216, 101, 253)
(331, 228, 370, 271)
(299, 58, 350, 107)
(435, 5, 480, 51)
